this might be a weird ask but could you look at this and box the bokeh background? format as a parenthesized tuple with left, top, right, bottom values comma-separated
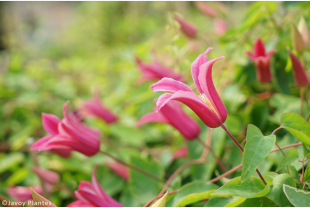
(1, 1, 310, 207)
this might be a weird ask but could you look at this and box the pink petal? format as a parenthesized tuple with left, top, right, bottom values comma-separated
(195, 2, 217, 17)
(155, 93, 173, 112)
(31, 136, 52, 151)
(106, 161, 129, 181)
(160, 101, 200, 140)
(151, 78, 193, 93)
(198, 57, 227, 122)
(7, 186, 42, 202)
(174, 15, 197, 38)
(163, 91, 222, 128)
(91, 165, 114, 202)
(191, 48, 213, 94)
(32, 167, 59, 184)
(51, 149, 71, 158)
(136, 112, 170, 128)
(289, 50, 309, 86)
(42, 113, 61, 136)
(172, 146, 188, 160)
(254, 38, 266, 57)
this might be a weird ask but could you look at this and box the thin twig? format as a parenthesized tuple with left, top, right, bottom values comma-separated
(99, 150, 166, 183)
(197, 137, 227, 173)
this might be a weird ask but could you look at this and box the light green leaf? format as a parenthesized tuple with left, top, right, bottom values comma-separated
(224, 197, 246, 207)
(0, 152, 25, 174)
(241, 125, 276, 182)
(280, 113, 310, 147)
(172, 181, 219, 207)
(212, 176, 269, 198)
(204, 198, 232, 207)
(266, 174, 295, 207)
(280, 165, 299, 181)
(283, 184, 310, 206)
(304, 164, 310, 183)
(151, 192, 168, 207)
(276, 148, 299, 172)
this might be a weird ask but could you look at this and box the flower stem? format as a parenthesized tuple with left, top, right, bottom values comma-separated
(220, 124, 267, 185)
(99, 150, 166, 183)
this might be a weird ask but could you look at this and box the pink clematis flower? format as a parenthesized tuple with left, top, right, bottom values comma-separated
(78, 91, 118, 124)
(174, 15, 197, 38)
(172, 146, 188, 160)
(106, 161, 129, 181)
(7, 186, 42, 203)
(151, 48, 227, 128)
(288, 49, 309, 87)
(195, 2, 217, 17)
(32, 167, 60, 185)
(31, 101, 100, 157)
(135, 56, 183, 84)
(67, 165, 123, 207)
(136, 100, 200, 140)
(247, 38, 275, 83)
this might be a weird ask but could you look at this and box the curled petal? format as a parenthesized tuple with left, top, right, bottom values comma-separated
(191, 47, 213, 94)
(151, 78, 193, 93)
(136, 112, 170, 127)
(156, 93, 173, 112)
(254, 38, 266, 57)
(198, 57, 227, 122)
(42, 113, 60, 136)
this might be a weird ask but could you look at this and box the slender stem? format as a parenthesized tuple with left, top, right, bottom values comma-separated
(221, 124, 267, 185)
(144, 142, 304, 207)
(275, 143, 285, 156)
(301, 87, 305, 118)
(99, 150, 166, 183)
(159, 159, 204, 196)
(197, 137, 227, 173)
(307, 113, 310, 122)
(30, 151, 47, 198)
(271, 126, 282, 135)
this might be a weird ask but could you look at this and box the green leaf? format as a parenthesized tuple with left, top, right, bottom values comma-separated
(283, 184, 310, 206)
(276, 148, 299, 172)
(224, 197, 246, 207)
(242, 198, 263, 207)
(0, 152, 25, 174)
(212, 176, 270, 198)
(204, 198, 232, 207)
(172, 181, 219, 207)
(241, 125, 276, 182)
(128, 157, 164, 205)
(151, 192, 168, 207)
(280, 165, 299, 181)
(303, 164, 310, 183)
(280, 112, 310, 147)
(266, 174, 295, 207)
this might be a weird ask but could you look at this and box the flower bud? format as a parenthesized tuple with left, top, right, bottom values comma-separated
(288, 49, 309, 87)
(292, 24, 307, 53)
(298, 16, 309, 46)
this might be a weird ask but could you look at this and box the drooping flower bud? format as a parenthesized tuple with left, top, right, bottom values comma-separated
(288, 49, 309, 87)
(298, 16, 309, 46)
(174, 15, 197, 38)
(292, 24, 307, 53)
(195, 2, 217, 17)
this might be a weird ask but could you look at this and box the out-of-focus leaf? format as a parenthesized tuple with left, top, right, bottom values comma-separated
(0, 152, 25, 174)
(110, 124, 144, 147)
(224, 197, 246, 207)
(212, 176, 270, 198)
(242, 198, 263, 207)
(5, 167, 29, 186)
(172, 181, 219, 207)
(266, 174, 295, 207)
(283, 184, 310, 207)
(280, 113, 310, 147)
(303, 164, 310, 183)
(276, 148, 299, 172)
(204, 198, 232, 207)
(241, 125, 275, 182)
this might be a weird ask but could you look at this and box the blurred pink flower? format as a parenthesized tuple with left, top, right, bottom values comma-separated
(137, 100, 200, 140)
(151, 48, 227, 128)
(172, 146, 188, 160)
(288, 49, 309, 87)
(67, 165, 123, 207)
(247, 38, 275, 83)
(31, 101, 100, 157)
(135, 56, 183, 84)
(214, 18, 227, 35)
(32, 167, 59, 185)
(106, 161, 129, 181)
(7, 186, 42, 203)
(195, 2, 217, 17)
(78, 91, 118, 124)
(174, 15, 197, 38)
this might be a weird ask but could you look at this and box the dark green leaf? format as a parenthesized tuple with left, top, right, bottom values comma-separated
(242, 198, 263, 207)
(276, 148, 299, 172)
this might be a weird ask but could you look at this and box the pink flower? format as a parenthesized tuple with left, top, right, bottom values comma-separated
(32, 167, 59, 185)
(135, 56, 183, 84)
(106, 161, 129, 181)
(67, 166, 123, 207)
(31, 101, 100, 157)
(174, 15, 197, 38)
(7, 186, 42, 202)
(288, 49, 309, 87)
(195, 2, 217, 17)
(78, 91, 118, 124)
(151, 48, 227, 128)
(172, 146, 188, 160)
(214, 18, 227, 35)
(247, 38, 275, 83)
(136, 101, 200, 140)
